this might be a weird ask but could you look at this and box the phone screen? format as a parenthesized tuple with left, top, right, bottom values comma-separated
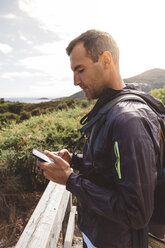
(32, 149, 54, 163)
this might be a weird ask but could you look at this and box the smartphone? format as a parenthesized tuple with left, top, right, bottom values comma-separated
(32, 148, 54, 163)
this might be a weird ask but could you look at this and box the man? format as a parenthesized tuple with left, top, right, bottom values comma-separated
(37, 30, 165, 247)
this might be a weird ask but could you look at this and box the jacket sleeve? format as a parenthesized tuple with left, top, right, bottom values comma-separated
(66, 110, 158, 229)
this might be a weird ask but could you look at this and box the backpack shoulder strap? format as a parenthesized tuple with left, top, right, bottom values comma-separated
(81, 93, 147, 160)
(80, 93, 146, 137)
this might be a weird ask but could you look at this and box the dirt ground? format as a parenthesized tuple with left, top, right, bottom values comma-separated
(0, 191, 82, 248)
(1, 193, 164, 248)
(0, 191, 42, 248)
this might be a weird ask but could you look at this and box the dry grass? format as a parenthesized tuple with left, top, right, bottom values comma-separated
(0, 192, 42, 248)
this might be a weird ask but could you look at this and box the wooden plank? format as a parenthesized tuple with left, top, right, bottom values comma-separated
(64, 206, 77, 248)
(15, 181, 70, 248)
(62, 194, 73, 238)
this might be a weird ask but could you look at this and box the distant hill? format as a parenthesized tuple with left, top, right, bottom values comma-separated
(68, 90, 86, 99)
(69, 68, 165, 99)
(124, 68, 165, 92)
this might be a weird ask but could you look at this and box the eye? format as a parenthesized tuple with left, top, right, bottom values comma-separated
(78, 69, 84, 74)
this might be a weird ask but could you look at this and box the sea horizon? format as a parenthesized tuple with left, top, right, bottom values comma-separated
(4, 97, 61, 104)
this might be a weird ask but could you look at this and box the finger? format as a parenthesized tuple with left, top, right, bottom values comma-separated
(43, 171, 50, 180)
(57, 150, 65, 157)
(44, 150, 63, 164)
(37, 160, 45, 170)
(37, 160, 51, 170)
(52, 151, 59, 156)
(50, 150, 66, 157)
(58, 149, 68, 156)
(57, 149, 72, 163)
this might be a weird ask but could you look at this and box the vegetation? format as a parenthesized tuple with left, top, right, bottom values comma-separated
(0, 98, 89, 129)
(0, 101, 92, 188)
(150, 86, 165, 105)
(0, 98, 94, 246)
(0, 84, 164, 246)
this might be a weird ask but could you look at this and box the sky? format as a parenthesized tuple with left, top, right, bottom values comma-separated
(0, 0, 165, 98)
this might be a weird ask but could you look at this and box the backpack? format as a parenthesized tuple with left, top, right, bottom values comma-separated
(80, 93, 165, 241)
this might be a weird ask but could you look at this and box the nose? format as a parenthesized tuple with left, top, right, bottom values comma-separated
(74, 72, 81, 86)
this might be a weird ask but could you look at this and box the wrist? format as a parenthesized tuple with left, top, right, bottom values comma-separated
(65, 168, 73, 184)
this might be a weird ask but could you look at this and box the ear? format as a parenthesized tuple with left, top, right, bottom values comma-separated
(100, 51, 112, 69)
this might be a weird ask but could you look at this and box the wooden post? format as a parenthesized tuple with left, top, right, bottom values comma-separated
(15, 182, 70, 248)
(64, 206, 77, 248)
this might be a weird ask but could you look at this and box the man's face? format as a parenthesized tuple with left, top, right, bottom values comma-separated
(70, 42, 107, 99)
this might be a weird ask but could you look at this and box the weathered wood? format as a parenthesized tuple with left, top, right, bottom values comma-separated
(67, 194, 73, 213)
(62, 194, 73, 239)
(15, 181, 70, 248)
(64, 206, 77, 248)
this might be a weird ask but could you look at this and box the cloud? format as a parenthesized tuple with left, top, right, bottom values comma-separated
(0, 43, 13, 54)
(19, 43, 72, 81)
(0, 13, 17, 19)
(1, 71, 46, 79)
(34, 41, 63, 54)
(18, 0, 66, 39)
(0, 0, 164, 98)
(18, 0, 81, 40)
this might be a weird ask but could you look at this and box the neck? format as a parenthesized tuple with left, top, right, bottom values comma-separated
(107, 64, 125, 90)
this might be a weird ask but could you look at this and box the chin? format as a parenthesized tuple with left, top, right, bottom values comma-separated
(87, 95, 98, 100)
(85, 94, 92, 100)
(85, 90, 99, 100)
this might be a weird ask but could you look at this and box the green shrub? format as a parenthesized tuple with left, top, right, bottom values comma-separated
(31, 108, 41, 116)
(66, 99, 75, 108)
(81, 101, 89, 108)
(20, 111, 31, 120)
(0, 98, 5, 104)
(0, 167, 22, 219)
(0, 99, 93, 129)
(57, 102, 68, 110)
(0, 104, 9, 113)
(0, 105, 92, 191)
(0, 112, 19, 124)
(8, 102, 23, 114)
(150, 86, 165, 105)
(7, 113, 19, 120)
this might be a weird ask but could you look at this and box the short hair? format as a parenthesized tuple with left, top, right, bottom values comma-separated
(66, 29, 119, 65)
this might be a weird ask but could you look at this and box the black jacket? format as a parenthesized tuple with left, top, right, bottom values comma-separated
(66, 85, 165, 248)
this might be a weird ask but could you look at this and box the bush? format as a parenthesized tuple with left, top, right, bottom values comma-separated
(31, 108, 41, 116)
(8, 113, 19, 120)
(81, 100, 89, 108)
(0, 112, 19, 125)
(66, 99, 75, 108)
(57, 102, 68, 111)
(0, 105, 92, 191)
(0, 99, 93, 129)
(20, 111, 31, 120)
(0, 104, 9, 113)
(150, 86, 165, 105)
(0, 168, 22, 220)
(8, 102, 23, 114)
(0, 98, 5, 104)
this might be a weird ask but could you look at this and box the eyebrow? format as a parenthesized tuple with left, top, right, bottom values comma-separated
(73, 64, 82, 72)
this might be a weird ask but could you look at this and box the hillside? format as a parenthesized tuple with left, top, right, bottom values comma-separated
(124, 68, 165, 92)
(68, 90, 86, 99)
(69, 68, 165, 99)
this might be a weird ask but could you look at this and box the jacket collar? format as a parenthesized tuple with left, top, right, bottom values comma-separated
(80, 84, 165, 125)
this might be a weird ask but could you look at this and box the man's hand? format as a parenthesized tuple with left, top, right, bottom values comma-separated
(37, 150, 73, 185)
(52, 149, 72, 164)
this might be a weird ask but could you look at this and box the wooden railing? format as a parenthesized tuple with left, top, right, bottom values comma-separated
(15, 181, 77, 248)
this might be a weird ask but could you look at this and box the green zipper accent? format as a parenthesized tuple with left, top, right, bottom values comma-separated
(114, 141, 122, 179)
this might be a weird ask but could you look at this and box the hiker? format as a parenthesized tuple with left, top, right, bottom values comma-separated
(37, 30, 165, 248)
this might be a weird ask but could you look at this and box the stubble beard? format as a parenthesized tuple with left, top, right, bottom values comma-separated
(85, 87, 103, 100)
